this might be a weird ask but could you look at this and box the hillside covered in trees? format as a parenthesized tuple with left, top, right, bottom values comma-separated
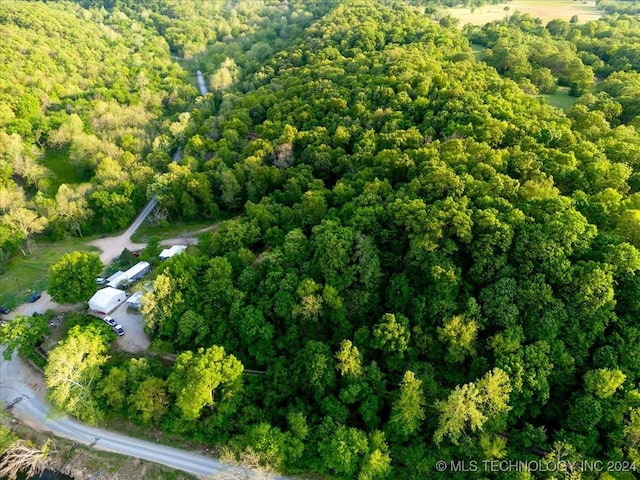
(4, 0, 640, 479)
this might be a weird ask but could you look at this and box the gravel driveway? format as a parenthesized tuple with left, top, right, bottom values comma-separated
(104, 301, 150, 352)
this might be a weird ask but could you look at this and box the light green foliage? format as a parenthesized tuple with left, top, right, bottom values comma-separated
(373, 313, 410, 354)
(318, 423, 369, 478)
(434, 368, 512, 445)
(0, 0, 194, 267)
(387, 371, 425, 439)
(437, 314, 478, 363)
(1, 207, 47, 255)
(48, 251, 103, 304)
(625, 408, 640, 463)
(99, 366, 128, 410)
(4, 0, 640, 477)
(167, 346, 243, 421)
(130, 377, 169, 425)
(45, 325, 111, 424)
(335, 339, 363, 377)
(0, 314, 48, 361)
(584, 368, 626, 399)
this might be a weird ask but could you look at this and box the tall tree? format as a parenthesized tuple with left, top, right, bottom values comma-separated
(167, 346, 244, 421)
(387, 371, 425, 440)
(45, 325, 112, 424)
(434, 368, 512, 445)
(48, 251, 104, 304)
(54, 184, 92, 238)
(0, 314, 48, 361)
(1, 207, 47, 255)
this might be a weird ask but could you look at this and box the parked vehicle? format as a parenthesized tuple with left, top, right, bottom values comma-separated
(102, 316, 117, 327)
(0, 307, 9, 314)
(96, 277, 106, 285)
(49, 316, 62, 328)
(28, 292, 42, 303)
(114, 324, 125, 336)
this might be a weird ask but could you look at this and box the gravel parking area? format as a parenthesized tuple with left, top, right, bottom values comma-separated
(105, 300, 150, 353)
(5, 291, 80, 319)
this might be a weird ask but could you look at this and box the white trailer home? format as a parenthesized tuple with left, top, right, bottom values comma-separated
(107, 271, 128, 288)
(125, 261, 151, 283)
(159, 245, 187, 261)
(88, 287, 126, 314)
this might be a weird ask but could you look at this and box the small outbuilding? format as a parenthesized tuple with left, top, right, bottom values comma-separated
(88, 287, 126, 314)
(126, 291, 144, 310)
(159, 245, 187, 261)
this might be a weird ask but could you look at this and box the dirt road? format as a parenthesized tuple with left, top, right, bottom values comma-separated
(0, 349, 273, 478)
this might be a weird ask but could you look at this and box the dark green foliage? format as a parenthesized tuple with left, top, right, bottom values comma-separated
(20, 0, 640, 477)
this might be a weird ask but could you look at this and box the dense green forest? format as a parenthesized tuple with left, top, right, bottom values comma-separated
(5, 0, 640, 478)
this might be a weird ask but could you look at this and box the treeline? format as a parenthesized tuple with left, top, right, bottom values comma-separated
(467, 10, 640, 98)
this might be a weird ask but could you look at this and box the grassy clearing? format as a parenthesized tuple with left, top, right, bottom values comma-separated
(131, 217, 225, 243)
(471, 43, 484, 61)
(447, 0, 602, 26)
(0, 238, 98, 308)
(39, 148, 91, 196)
(538, 87, 579, 110)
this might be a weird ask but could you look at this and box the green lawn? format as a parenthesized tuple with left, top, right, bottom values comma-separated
(131, 217, 226, 243)
(0, 237, 99, 309)
(39, 147, 91, 195)
(537, 86, 579, 111)
(471, 43, 484, 62)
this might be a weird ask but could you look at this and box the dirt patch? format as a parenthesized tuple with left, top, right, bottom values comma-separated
(159, 224, 219, 247)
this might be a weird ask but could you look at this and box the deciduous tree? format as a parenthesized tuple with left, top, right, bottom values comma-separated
(48, 251, 103, 304)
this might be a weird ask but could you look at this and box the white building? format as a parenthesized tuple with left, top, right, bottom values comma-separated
(126, 291, 144, 310)
(125, 261, 151, 283)
(159, 245, 187, 260)
(107, 271, 128, 288)
(88, 287, 126, 314)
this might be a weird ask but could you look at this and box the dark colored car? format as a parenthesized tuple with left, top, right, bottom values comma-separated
(0, 307, 9, 314)
(28, 292, 42, 303)
(114, 324, 125, 336)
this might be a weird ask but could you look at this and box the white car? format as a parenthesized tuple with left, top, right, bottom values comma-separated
(102, 316, 117, 327)
(114, 324, 125, 336)
(96, 277, 106, 285)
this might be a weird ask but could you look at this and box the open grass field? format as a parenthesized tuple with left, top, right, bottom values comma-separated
(39, 147, 91, 195)
(538, 87, 579, 110)
(0, 237, 99, 309)
(447, 0, 602, 26)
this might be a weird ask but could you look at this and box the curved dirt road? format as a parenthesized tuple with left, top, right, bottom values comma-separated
(0, 349, 285, 479)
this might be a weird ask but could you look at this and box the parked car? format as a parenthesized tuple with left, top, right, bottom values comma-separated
(28, 292, 42, 303)
(114, 324, 125, 336)
(49, 316, 62, 328)
(96, 277, 106, 285)
(0, 307, 9, 314)
(102, 316, 117, 327)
